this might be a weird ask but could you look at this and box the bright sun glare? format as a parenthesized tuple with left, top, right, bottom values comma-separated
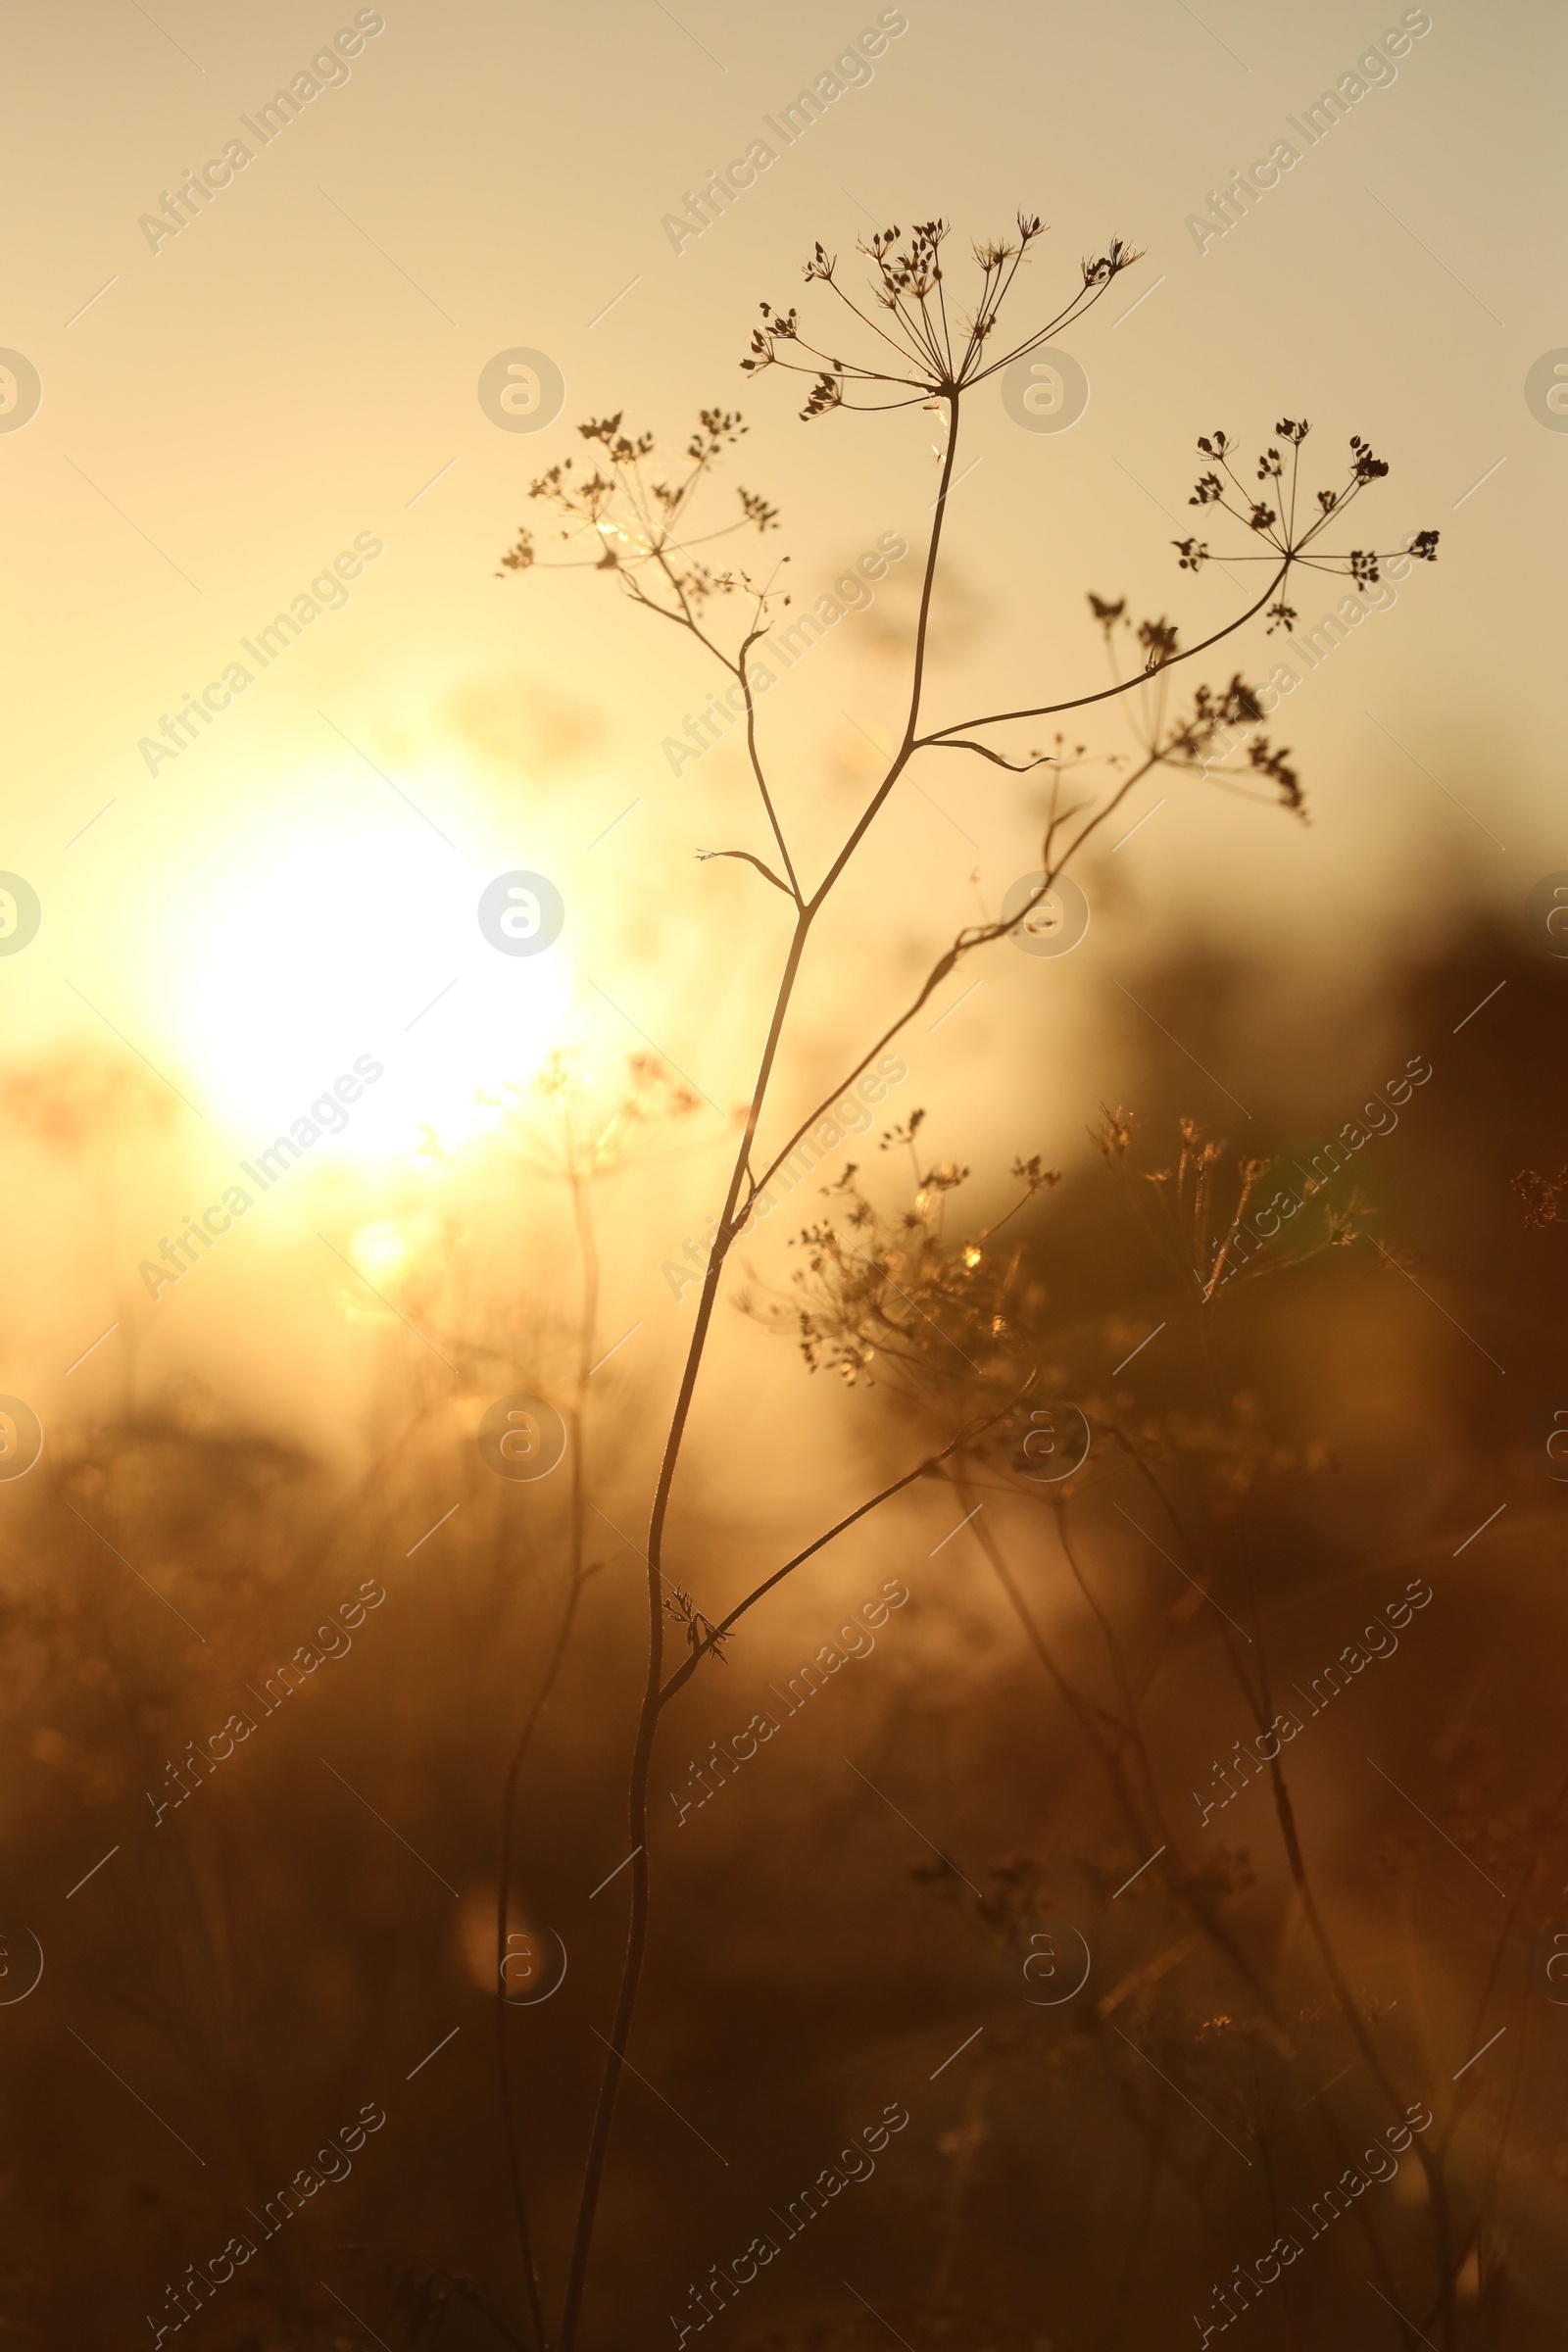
(172, 813, 575, 1160)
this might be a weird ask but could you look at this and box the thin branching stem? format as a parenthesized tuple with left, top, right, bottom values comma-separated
(660, 1392, 1026, 1708)
(555, 399, 968, 2352)
(917, 563, 1288, 746)
(518, 218, 1439, 2345)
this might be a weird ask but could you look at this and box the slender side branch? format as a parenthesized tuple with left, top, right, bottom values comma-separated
(924, 738, 1060, 772)
(739, 748, 1167, 1221)
(738, 615, 805, 904)
(658, 1389, 1030, 1707)
(917, 562, 1287, 746)
(695, 848, 794, 897)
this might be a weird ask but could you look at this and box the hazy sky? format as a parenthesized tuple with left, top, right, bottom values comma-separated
(0, 0, 1561, 1426)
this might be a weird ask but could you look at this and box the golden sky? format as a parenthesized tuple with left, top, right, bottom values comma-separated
(0, 0, 1560, 1425)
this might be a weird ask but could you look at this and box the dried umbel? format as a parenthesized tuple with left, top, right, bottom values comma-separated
(497, 407, 777, 602)
(747, 1111, 1056, 1416)
(745, 214, 1141, 416)
(1096, 1106, 1375, 1303)
(1175, 417, 1439, 635)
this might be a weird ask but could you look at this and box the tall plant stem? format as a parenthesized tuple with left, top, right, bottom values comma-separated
(554, 397, 964, 2352)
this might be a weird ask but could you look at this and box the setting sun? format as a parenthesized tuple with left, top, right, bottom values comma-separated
(169, 806, 575, 1160)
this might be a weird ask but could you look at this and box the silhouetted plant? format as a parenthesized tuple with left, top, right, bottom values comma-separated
(500, 209, 1439, 2352)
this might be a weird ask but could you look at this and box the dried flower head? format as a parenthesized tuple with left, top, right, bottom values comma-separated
(744, 212, 1141, 416)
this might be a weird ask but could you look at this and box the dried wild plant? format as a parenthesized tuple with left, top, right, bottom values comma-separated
(495, 211, 1439, 2351)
